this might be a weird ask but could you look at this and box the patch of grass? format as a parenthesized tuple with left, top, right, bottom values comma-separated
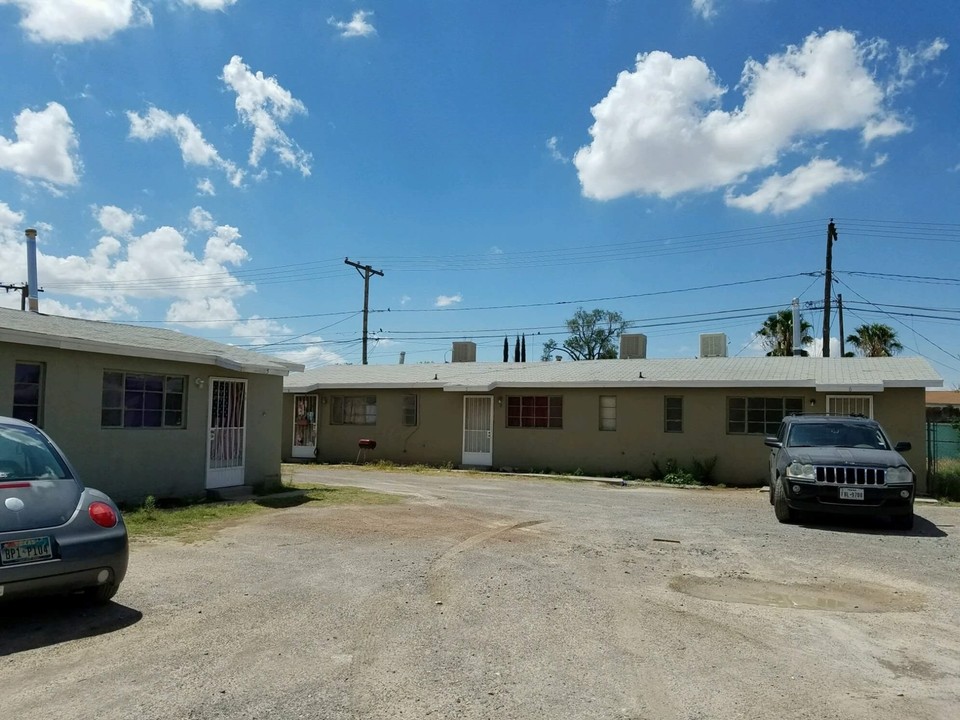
(123, 484, 400, 541)
(931, 457, 960, 503)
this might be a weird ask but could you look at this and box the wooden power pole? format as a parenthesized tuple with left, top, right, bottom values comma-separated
(344, 258, 384, 365)
(822, 219, 838, 357)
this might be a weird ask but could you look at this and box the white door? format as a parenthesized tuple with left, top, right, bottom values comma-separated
(206, 378, 247, 489)
(462, 396, 493, 466)
(292, 394, 319, 458)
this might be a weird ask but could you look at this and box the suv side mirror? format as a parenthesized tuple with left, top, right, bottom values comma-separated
(894, 441, 911, 452)
(764, 437, 782, 448)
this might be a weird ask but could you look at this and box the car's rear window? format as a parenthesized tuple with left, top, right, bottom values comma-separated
(0, 425, 72, 481)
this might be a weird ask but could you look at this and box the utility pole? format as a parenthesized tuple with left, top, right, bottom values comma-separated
(838, 294, 845, 357)
(1, 282, 30, 311)
(822, 219, 838, 357)
(344, 258, 384, 365)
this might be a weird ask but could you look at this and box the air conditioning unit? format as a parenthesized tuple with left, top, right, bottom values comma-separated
(700, 333, 728, 358)
(452, 341, 477, 363)
(619, 333, 647, 359)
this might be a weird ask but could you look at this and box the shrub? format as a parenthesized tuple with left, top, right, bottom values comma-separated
(662, 468, 696, 485)
(690, 456, 718, 485)
(932, 458, 960, 502)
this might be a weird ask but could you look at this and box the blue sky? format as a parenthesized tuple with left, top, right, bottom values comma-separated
(0, 0, 957, 388)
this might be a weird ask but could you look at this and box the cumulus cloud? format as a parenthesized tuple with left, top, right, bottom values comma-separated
(725, 158, 866, 214)
(0, 103, 80, 186)
(574, 29, 946, 211)
(95, 205, 141, 235)
(188, 206, 216, 231)
(435, 294, 462, 308)
(0, 202, 256, 327)
(0, 0, 153, 43)
(221, 56, 312, 176)
(272, 342, 348, 370)
(127, 107, 244, 186)
(197, 178, 216, 195)
(691, 0, 717, 20)
(328, 10, 376, 38)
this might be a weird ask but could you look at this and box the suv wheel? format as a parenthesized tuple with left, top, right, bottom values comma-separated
(773, 479, 796, 524)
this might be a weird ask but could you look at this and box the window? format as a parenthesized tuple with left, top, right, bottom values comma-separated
(506, 396, 562, 428)
(331, 396, 377, 425)
(599, 395, 616, 431)
(13, 362, 44, 426)
(727, 396, 803, 435)
(664, 396, 683, 433)
(826, 395, 873, 418)
(402, 394, 418, 426)
(101, 372, 185, 428)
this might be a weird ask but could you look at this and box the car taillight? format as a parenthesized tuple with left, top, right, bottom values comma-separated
(89, 501, 118, 528)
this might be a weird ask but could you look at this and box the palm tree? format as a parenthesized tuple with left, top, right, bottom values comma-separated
(846, 323, 903, 357)
(757, 309, 813, 357)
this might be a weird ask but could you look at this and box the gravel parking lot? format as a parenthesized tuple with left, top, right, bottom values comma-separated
(2, 466, 959, 720)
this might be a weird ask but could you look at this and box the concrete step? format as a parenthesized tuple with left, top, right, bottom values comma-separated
(207, 485, 256, 502)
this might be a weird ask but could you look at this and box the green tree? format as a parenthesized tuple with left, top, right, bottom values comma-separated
(541, 308, 628, 361)
(845, 323, 903, 357)
(757, 309, 813, 357)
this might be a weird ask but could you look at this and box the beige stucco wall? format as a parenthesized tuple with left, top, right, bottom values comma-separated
(283, 385, 929, 490)
(1, 342, 284, 504)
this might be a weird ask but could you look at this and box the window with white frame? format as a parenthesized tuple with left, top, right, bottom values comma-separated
(402, 394, 418, 426)
(101, 371, 185, 428)
(331, 395, 377, 425)
(599, 395, 616, 431)
(826, 395, 873, 418)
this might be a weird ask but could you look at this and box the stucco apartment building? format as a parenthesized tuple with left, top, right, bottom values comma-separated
(282, 349, 942, 491)
(1, 308, 303, 503)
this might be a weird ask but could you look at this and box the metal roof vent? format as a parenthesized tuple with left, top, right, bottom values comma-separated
(700, 333, 728, 358)
(452, 341, 477, 363)
(619, 333, 647, 359)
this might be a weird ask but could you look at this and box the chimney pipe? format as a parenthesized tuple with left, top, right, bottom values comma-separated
(25, 229, 39, 313)
(791, 297, 802, 356)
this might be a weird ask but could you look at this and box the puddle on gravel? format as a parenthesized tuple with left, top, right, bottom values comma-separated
(670, 576, 924, 612)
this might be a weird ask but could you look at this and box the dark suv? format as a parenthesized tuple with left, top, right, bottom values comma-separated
(764, 415, 915, 529)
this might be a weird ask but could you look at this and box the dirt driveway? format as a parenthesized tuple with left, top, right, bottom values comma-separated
(2, 466, 959, 720)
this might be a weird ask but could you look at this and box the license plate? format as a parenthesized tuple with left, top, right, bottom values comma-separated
(839, 487, 865, 501)
(0, 536, 52, 565)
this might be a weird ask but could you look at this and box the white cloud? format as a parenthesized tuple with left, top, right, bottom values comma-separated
(181, 0, 237, 10)
(221, 56, 312, 176)
(188, 206, 216, 231)
(546, 136, 569, 164)
(0, 0, 153, 43)
(892, 38, 948, 92)
(273, 342, 348, 370)
(95, 205, 140, 235)
(0, 204, 256, 326)
(328, 10, 376, 38)
(0, 102, 80, 186)
(400, 294, 411, 305)
(127, 107, 244, 187)
(725, 158, 866, 214)
(574, 30, 937, 210)
(197, 178, 216, 195)
(229, 316, 291, 345)
(435, 293, 462, 308)
(691, 0, 717, 20)
(872, 153, 888, 168)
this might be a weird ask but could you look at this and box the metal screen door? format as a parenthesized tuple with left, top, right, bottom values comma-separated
(206, 378, 247, 489)
(462, 396, 493, 466)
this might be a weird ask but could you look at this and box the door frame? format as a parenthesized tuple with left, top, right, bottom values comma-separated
(205, 377, 248, 489)
(462, 395, 494, 466)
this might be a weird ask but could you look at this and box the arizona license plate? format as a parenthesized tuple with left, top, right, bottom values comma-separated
(0, 536, 52, 565)
(839, 487, 865, 501)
